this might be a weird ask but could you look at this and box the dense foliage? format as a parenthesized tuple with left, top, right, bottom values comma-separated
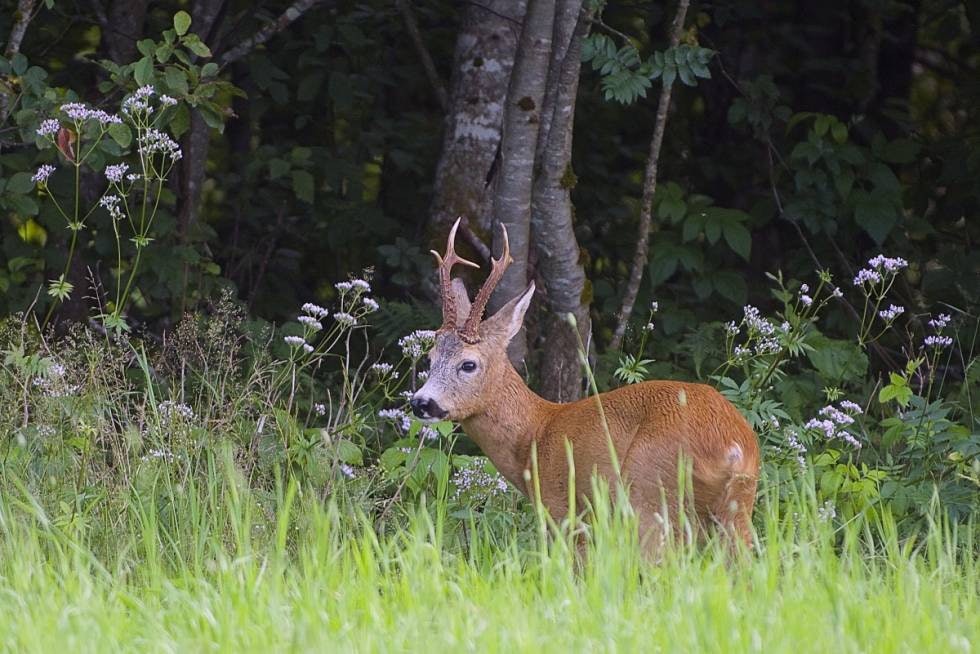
(0, 0, 977, 578)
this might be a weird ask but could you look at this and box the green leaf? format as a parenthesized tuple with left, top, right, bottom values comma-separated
(853, 194, 898, 244)
(10, 53, 27, 75)
(6, 172, 34, 195)
(292, 170, 315, 203)
(806, 334, 868, 383)
(164, 66, 189, 95)
(134, 56, 154, 86)
(335, 440, 363, 465)
(108, 122, 132, 148)
(200, 62, 219, 78)
(170, 104, 190, 138)
(722, 222, 751, 260)
(173, 10, 192, 36)
(183, 35, 212, 58)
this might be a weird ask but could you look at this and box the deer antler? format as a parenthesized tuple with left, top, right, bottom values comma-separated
(431, 217, 479, 333)
(460, 222, 512, 343)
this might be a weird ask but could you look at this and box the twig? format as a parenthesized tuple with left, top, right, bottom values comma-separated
(609, 0, 689, 351)
(218, 0, 321, 67)
(395, 0, 448, 111)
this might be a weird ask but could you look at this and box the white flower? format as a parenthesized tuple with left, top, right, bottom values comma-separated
(642, 322, 655, 333)
(800, 294, 813, 307)
(924, 335, 953, 348)
(159, 95, 178, 106)
(335, 281, 353, 293)
(284, 335, 307, 348)
(314, 403, 327, 416)
(333, 312, 357, 327)
(36, 119, 60, 136)
(928, 313, 951, 331)
(800, 283, 810, 294)
(98, 194, 124, 220)
(370, 362, 395, 376)
(362, 297, 379, 313)
(351, 279, 371, 293)
(398, 330, 436, 359)
(138, 128, 182, 160)
(339, 464, 355, 479)
(297, 315, 322, 330)
(105, 162, 130, 183)
(32, 164, 56, 185)
(650, 301, 659, 312)
(878, 304, 905, 321)
(301, 302, 329, 319)
(832, 287, 843, 298)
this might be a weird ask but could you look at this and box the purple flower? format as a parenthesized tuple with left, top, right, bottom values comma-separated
(32, 164, 56, 185)
(105, 163, 129, 183)
(924, 335, 953, 348)
(928, 313, 951, 331)
(36, 119, 60, 137)
(878, 304, 905, 321)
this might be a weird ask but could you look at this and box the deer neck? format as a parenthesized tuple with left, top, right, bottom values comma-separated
(460, 365, 555, 492)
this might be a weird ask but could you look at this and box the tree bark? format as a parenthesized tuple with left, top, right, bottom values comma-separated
(428, 0, 525, 246)
(608, 0, 689, 352)
(489, 0, 556, 366)
(105, 0, 150, 63)
(531, 0, 591, 401)
(0, 0, 37, 123)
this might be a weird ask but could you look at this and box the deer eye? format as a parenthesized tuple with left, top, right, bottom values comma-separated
(459, 360, 478, 373)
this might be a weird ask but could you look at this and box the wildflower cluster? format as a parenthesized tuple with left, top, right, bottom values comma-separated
(98, 195, 123, 220)
(727, 305, 786, 361)
(878, 304, 905, 322)
(451, 464, 509, 501)
(370, 362, 398, 379)
(157, 400, 195, 425)
(852, 254, 909, 287)
(804, 400, 863, 449)
(32, 164, 56, 186)
(59, 102, 122, 126)
(924, 313, 953, 349)
(31, 362, 80, 398)
(399, 330, 436, 360)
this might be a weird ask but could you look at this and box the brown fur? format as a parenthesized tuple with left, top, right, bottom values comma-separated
(415, 285, 760, 558)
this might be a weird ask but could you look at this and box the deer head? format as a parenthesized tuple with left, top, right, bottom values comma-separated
(410, 218, 534, 421)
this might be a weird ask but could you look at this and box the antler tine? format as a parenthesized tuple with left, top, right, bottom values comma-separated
(460, 222, 512, 342)
(431, 217, 479, 333)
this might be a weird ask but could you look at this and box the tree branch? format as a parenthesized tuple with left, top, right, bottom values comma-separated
(609, 0, 689, 351)
(395, 0, 448, 111)
(218, 0, 321, 67)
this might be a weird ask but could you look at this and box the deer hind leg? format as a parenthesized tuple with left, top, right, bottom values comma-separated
(709, 468, 758, 552)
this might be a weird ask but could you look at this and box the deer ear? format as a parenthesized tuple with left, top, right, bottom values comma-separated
(450, 278, 472, 324)
(482, 281, 535, 343)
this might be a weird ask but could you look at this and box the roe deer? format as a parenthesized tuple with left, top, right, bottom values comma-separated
(411, 219, 760, 555)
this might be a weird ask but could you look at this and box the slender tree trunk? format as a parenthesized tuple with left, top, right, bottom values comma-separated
(105, 0, 149, 63)
(0, 0, 37, 123)
(428, 0, 525, 246)
(609, 0, 689, 352)
(532, 0, 591, 401)
(489, 0, 556, 366)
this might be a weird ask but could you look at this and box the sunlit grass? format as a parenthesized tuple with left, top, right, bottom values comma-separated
(0, 456, 976, 653)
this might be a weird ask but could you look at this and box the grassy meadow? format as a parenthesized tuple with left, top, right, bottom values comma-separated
(0, 458, 977, 653)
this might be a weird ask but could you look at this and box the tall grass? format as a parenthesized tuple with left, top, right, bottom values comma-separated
(0, 454, 976, 652)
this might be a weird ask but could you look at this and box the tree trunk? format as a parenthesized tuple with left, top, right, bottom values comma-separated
(428, 0, 525, 245)
(531, 0, 590, 402)
(489, 0, 556, 366)
(177, 0, 226, 243)
(105, 0, 149, 63)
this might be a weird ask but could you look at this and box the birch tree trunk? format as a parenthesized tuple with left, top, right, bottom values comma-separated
(531, 0, 590, 401)
(428, 0, 525, 242)
(488, 0, 556, 366)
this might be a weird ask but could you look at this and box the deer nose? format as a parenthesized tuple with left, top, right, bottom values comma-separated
(410, 396, 431, 418)
(410, 396, 447, 419)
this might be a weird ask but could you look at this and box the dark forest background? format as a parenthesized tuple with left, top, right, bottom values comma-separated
(1, 0, 977, 398)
